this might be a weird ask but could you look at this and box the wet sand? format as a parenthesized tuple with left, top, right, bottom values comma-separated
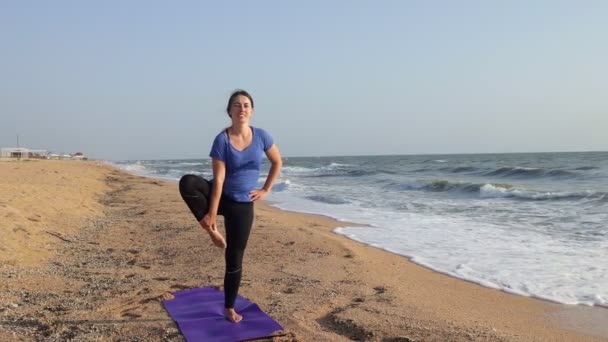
(1, 160, 606, 341)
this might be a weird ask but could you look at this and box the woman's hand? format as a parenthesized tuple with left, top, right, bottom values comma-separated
(201, 213, 217, 230)
(200, 213, 226, 249)
(249, 188, 269, 201)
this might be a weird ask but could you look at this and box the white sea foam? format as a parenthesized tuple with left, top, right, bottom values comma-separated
(479, 184, 513, 198)
(328, 162, 353, 167)
(281, 164, 353, 177)
(271, 180, 291, 192)
(268, 188, 608, 307)
(281, 166, 317, 174)
(178, 162, 204, 166)
(479, 184, 598, 200)
(116, 162, 147, 173)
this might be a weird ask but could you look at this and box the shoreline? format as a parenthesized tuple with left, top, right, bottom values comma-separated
(248, 199, 606, 311)
(1, 160, 606, 341)
(257, 201, 608, 340)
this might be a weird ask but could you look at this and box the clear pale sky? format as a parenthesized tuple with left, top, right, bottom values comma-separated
(1, 1, 606, 160)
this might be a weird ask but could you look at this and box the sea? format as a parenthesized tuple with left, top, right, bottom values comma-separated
(110, 152, 608, 307)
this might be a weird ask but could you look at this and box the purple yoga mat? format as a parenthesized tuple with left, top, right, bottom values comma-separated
(163, 287, 283, 342)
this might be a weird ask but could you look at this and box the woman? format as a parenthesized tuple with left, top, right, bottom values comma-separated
(179, 89, 282, 323)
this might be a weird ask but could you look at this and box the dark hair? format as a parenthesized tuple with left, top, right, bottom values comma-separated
(226, 89, 254, 117)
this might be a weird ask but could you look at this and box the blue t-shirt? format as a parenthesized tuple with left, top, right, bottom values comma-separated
(209, 127, 274, 202)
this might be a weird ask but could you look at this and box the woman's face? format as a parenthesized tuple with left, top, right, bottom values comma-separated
(229, 95, 253, 124)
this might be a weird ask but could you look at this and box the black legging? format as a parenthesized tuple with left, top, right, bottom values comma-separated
(179, 174, 253, 309)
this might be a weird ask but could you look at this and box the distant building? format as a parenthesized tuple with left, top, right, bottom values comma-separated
(1, 147, 48, 159)
(1, 147, 87, 160)
(72, 152, 87, 160)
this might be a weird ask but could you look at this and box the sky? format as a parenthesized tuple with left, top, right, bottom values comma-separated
(1, 0, 606, 160)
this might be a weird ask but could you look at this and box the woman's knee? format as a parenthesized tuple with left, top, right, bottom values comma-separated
(179, 174, 200, 195)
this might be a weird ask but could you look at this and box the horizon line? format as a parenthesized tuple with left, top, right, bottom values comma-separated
(103, 149, 608, 161)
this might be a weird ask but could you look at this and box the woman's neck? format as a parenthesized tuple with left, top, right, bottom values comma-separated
(229, 123, 250, 136)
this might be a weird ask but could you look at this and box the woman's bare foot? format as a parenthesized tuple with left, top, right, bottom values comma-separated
(224, 308, 243, 323)
(199, 219, 226, 248)
(207, 229, 227, 249)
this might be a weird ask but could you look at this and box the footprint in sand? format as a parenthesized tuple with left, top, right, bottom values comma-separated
(139, 295, 164, 304)
(137, 288, 151, 295)
(13, 226, 29, 235)
(373, 286, 386, 295)
(121, 311, 142, 319)
(152, 277, 171, 281)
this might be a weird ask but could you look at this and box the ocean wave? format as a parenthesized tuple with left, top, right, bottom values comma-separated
(281, 166, 316, 174)
(440, 166, 479, 173)
(412, 168, 433, 173)
(375, 169, 402, 175)
(421, 159, 448, 164)
(383, 180, 425, 191)
(480, 184, 607, 201)
(387, 179, 606, 202)
(484, 167, 578, 179)
(385, 179, 512, 194)
(119, 162, 147, 173)
(305, 194, 350, 205)
(328, 162, 353, 167)
(177, 162, 204, 166)
(421, 180, 514, 194)
(313, 169, 376, 177)
(282, 163, 376, 178)
(272, 180, 291, 192)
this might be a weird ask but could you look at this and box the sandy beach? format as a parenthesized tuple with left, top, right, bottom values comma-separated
(1, 159, 606, 341)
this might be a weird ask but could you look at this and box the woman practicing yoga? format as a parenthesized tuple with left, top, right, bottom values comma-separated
(179, 89, 282, 323)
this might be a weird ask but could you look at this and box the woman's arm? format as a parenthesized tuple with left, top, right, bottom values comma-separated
(199, 158, 227, 249)
(203, 159, 226, 228)
(250, 144, 282, 201)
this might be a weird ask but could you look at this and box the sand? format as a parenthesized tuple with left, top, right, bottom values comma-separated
(0, 159, 107, 267)
(0, 159, 606, 341)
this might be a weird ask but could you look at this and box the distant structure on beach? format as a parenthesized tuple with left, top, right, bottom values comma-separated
(0, 147, 87, 160)
(1, 147, 48, 159)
